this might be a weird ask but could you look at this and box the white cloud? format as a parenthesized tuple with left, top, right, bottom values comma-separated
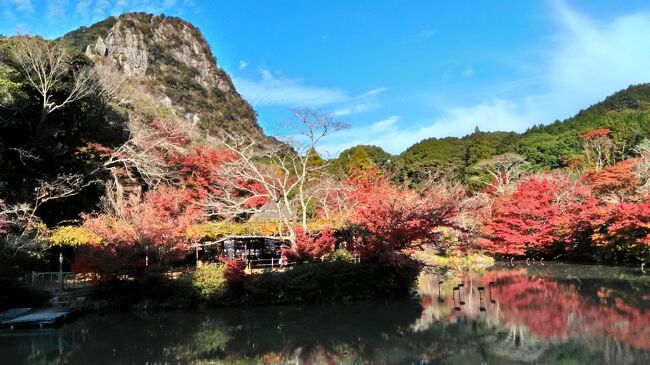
(47, 0, 68, 22)
(67, 0, 191, 21)
(75, 0, 92, 15)
(318, 99, 537, 156)
(405, 28, 436, 43)
(238, 60, 248, 70)
(333, 102, 378, 116)
(355, 87, 389, 99)
(462, 67, 475, 78)
(232, 69, 348, 107)
(8, 0, 34, 14)
(321, 2, 650, 156)
(331, 87, 388, 116)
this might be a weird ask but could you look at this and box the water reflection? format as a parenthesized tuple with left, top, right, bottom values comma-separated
(1, 263, 649, 364)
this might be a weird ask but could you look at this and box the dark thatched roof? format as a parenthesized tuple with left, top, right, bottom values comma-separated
(248, 201, 296, 222)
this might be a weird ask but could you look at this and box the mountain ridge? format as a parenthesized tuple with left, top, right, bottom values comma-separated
(61, 12, 263, 139)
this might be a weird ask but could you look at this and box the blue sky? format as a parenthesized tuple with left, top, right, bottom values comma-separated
(4, 1, 650, 156)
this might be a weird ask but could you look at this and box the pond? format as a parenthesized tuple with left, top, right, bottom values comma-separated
(1, 262, 649, 364)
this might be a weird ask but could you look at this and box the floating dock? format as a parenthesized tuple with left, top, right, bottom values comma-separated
(0, 308, 78, 329)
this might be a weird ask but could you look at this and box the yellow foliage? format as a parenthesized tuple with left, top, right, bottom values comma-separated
(186, 217, 348, 240)
(47, 226, 102, 247)
(186, 221, 285, 240)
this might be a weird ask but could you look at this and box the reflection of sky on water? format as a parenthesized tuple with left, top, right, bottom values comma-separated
(1, 263, 649, 364)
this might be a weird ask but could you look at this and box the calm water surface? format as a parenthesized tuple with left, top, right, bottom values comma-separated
(2, 262, 649, 364)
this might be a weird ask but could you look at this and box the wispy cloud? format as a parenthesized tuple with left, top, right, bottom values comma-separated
(403, 28, 436, 44)
(332, 87, 388, 116)
(46, 0, 68, 22)
(233, 68, 389, 111)
(60, 0, 193, 22)
(238, 60, 248, 70)
(233, 69, 348, 107)
(322, 2, 650, 156)
(319, 99, 536, 156)
(462, 67, 475, 78)
(8, 0, 34, 14)
(333, 102, 378, 117)
(356, 87, 389, 99)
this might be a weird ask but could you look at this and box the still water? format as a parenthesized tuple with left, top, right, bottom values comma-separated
(1, 262, 649, 364)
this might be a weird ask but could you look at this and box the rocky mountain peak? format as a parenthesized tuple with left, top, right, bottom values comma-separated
(63, 13, 260, 137)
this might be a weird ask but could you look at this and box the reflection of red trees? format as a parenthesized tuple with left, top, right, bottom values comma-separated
(481, 270, 580, 339)
(478, 270, 650, 349)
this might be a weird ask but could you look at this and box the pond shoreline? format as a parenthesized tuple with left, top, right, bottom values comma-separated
(3, 262, 649, 364)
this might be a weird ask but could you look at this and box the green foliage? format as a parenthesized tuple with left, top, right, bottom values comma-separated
(325, 249, 355, 262)
(0, 36, 129, 226)
(192, 263, 229, 299)
(0, 66, 23, 106)
(59, 16, 118, 50)
(380, 83, 650, 182)
(330, 145, 391, 176)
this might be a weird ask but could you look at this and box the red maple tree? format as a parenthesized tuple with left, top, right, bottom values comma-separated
(75, 186, 204, 277)
(481, 174, 594, 256)
(283, 227, 336, 261)
(349, 175, 458, 262)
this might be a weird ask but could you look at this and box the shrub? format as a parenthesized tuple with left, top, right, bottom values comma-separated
(219, 258, 245, 286)
(282, 227, 336, 262)
(325, 249, 355, 262)
(241, 260, 419, 305)
(92, 272, 197, 310)
(192, 263, 228, 299)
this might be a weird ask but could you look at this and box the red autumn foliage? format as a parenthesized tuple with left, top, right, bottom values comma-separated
(235, 179, 271, 209)
(75, 186, 204, 277)
(219, 257, 246, 285)
(349, 176, 458, 262)
(150, 119, 189, 147)
(581, 158, 640, 197)
(177, 146, 238, 201)
(283, 227, 336, 261)
(594, 199, 650, 247)
(481, 174, 595, 256)
(580, 128, 611, 139)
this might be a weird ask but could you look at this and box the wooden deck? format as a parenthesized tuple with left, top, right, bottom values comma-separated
(0, 308, 78, 329)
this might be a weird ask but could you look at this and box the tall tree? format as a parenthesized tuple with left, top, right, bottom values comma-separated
(212, 109, 346, 242)
(8, 36, 95, 134)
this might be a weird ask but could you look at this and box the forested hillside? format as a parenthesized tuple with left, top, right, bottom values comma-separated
(332, 84, 650, 187)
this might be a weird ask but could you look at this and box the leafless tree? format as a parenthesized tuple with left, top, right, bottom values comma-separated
(307, 176, 356, 220)
(475, 153, 530, 193)
(209, 109, 347, 243)
(9, 36, 95, 132)
(1, 174, 96, 255)
(582, 134, 615, 170)
(99, 118, 188, 214)
(635, 139, 650, 194)
(93, 61, 129, 106)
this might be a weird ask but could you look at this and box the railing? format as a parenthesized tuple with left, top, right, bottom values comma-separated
(247, 258, 296, 270)
(29, 272, 90, 290)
